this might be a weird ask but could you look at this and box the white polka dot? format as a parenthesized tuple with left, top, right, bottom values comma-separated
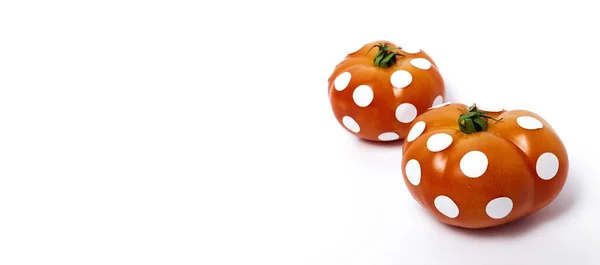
(536, 152, 559, 180)
(460, 151, 488, 178)
(429, 102, 451, 109)
(334, 72, 351, 91)
(431, 95, 443, 107)
(426, 133, 453, 152)
(395, 103, 417, 123)
(434, 195, 459, 218)
(400, 46, 421, 54)
(486, 197, 513, 219)
(342, 116, 360, 133)
(390, 70, 413, 89)
(479, 106, 503, 112)
(352, 85, 374, 107)
(405, 159, 421, 186)
(410, 58, 432, 70)
(378, 132, 399, 141)
(517, 116, 543, 130)
(407, 121, 426, 142)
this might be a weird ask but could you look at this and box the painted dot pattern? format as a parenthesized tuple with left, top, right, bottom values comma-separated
(342, 116, 360, 133)
(395, 103, 417, 123)
(352, 85, 374, 107)
(486, 197, 513, 219)
(536, 152, 559, 180)
(434, 195, 459, 218)
(410, 58, 432, 70)
(460, 151, 488, 178)
(407, 121, 426, 142)
(517, 116, 543, 130)
(378, 132, 399, 141)
(334, 72, 351, 91)
(390, 70, 413, 89)
(405, 159, 421, 186)
(427, 133, 453, 152)
(401, 106, 565, 224)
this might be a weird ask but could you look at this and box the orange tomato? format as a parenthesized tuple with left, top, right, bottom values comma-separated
(401, 103, 569, 228)
(327, 40, 445, 142)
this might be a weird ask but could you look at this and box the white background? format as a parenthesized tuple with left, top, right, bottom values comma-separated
(1, 1, 598, 264)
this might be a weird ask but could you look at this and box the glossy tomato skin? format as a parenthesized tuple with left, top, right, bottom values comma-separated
(401, 103, 568, 229)
(328, 40, 445, 142)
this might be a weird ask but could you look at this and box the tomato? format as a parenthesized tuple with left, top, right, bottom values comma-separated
(327, 40, 445, 142)
(401, 103, 568, 228)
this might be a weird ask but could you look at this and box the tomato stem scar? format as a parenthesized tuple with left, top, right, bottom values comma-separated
(458, 104, 503, 134)
(365, 43, 405, 68)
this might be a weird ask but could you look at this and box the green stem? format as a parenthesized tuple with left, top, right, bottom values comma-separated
(365, 43, 405, 68)
(458, 104, 503, 134)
